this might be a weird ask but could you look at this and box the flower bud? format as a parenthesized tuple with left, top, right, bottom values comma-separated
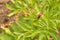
(37, 12, 43, 19)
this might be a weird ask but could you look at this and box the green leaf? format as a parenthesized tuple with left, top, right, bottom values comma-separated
(6, 4, 18, 10)
(8, 9, 21, 17)
(0, 33, 15, 40)
(39, 34, 45, 40)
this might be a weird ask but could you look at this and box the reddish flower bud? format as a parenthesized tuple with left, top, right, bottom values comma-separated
(37, 12, 43, 19)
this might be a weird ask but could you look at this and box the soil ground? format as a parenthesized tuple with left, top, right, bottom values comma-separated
(0, 0, 14, 28)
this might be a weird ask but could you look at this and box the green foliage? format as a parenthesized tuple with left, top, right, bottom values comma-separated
(1, 0, 60, 40)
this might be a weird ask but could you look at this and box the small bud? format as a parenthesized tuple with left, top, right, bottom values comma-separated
(37, 12, 43, 19)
